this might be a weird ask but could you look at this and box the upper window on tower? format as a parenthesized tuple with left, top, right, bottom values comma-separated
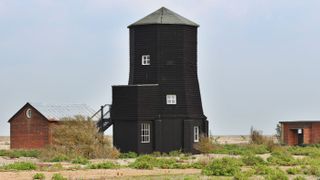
(166, 94, 177, 105)
(142, 55, 150, 65)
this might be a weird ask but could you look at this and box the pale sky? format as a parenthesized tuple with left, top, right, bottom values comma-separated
(1, 0, 320, 136)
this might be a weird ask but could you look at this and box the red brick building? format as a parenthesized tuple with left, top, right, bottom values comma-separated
(8, 102, 96, 149)
(280, 121, 320, 146)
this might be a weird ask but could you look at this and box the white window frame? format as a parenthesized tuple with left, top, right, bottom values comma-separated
(141, 55, 150, 65)
(194, 126, 199, 142)
(166, 94, 177, 105)
(141, 123, 150, 143)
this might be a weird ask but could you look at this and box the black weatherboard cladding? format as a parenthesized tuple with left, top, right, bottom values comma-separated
(111, 7, 208, 154)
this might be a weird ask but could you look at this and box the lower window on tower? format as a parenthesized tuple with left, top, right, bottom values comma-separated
(194, 126, 199, 142)
(141, 123, 150, 143)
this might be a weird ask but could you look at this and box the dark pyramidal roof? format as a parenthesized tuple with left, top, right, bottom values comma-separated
(128, 7, 199, 27)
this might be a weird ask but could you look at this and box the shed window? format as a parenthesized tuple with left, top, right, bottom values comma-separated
(142, 55, 150, 65)
(141, 123, 150, 143)
(166, 95, 177, 104)
(26, 108, 32, 119)
(194, 126, 199, 142)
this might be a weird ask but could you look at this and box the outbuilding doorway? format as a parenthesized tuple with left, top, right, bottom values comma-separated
(297, 128, 304, 145)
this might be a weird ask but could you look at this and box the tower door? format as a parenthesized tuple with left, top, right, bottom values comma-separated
(297, 129, 304, 145)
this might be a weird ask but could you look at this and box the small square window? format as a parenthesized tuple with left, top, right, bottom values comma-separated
(142, 55, 150, 65)
(166, 95, 177, 105)
(194, 126, 199, 142)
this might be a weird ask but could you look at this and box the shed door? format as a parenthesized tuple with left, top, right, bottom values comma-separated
(297, 129, 304, 145)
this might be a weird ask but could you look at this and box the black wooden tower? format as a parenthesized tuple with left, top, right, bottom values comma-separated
(110, 7, 208, 153)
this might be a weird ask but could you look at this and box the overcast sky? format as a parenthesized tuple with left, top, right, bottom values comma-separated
(1, 0, 320, 136)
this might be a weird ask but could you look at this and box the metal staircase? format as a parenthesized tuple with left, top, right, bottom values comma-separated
(91, 104, 112, 132)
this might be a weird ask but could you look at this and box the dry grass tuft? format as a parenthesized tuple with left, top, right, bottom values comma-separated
(41, 116, 119, 161)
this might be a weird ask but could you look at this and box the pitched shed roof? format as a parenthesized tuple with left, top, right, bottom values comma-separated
(30, 103, 97, 121)
(128, 7, 199, 27)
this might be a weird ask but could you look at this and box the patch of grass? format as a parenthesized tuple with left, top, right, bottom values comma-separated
(293, 176, 307, 180)
(33, 173, 45, 180)
(71, 156, 89, 165)
(51, 173, 67, 180)
(201, 157, 243, 176)
(168, 150, 182, 157)
(264, 168, 288, 180)
(119, 151, 138, 159)
(233, 169, 255, 180)
(210, 144, 269, 155)
(302, 165, 320, 176)
(253, 164, 274, 175)
(129, 155, 188, 170)
(89, 162, 119, 169)
(1, 162, 37, 170)
(0, 149, 40, 158)
(267, 151, 296, 166)
(241, 155, 266, 166)
(286, 167, 302, 175)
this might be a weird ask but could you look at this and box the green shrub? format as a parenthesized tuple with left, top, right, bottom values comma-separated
(202, 157, 243, 176)
(71, 156, 89, 165)
(264, 168, 288, 180)
(241, 155, 266, 166)
(51, 173, 67, 180)
(89, 162, 119, 169)
(286, 167, 302, 175)
(33, 173, 45, 180)
(1, 162, 37, 170)
(119, 151, 138, 158)
(267, 151, 296, 166)
(129, 155, 155, 169)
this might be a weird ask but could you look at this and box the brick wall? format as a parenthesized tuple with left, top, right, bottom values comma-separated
(10, 104, 51, 149)
(311, 123, 320, 144)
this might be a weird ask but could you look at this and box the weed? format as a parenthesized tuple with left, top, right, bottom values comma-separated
(193, 135, 217, 154)
(253, 164, 274, 175)
(51, 173, 67, 180)
(233, 169, 255, 180)
(49, 154, 69, 162)
(302, 165, 320, 176)
(201, 157, 243, 176)
(71, 156, 89, 165)
(119, 151, 138, 158)
(241, 155, 266, 166)
(33, 173, 45, 180)
(264, 168, 288, 180)
(267, 151, 296, 166)
(168, 150, 182, 157)
(286, 167, 302, 175)
(293, 176, 307, 180)
(89, 162, 119, 169)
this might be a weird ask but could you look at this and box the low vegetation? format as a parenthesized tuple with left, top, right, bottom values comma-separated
(0, 149, 40, 158)
(89, 162, 119, 169)
(0, 162, 37, 170)
(33, 173, 45, 180)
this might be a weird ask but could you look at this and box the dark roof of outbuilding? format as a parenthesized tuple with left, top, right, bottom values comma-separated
(128, 7, 199, 28)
